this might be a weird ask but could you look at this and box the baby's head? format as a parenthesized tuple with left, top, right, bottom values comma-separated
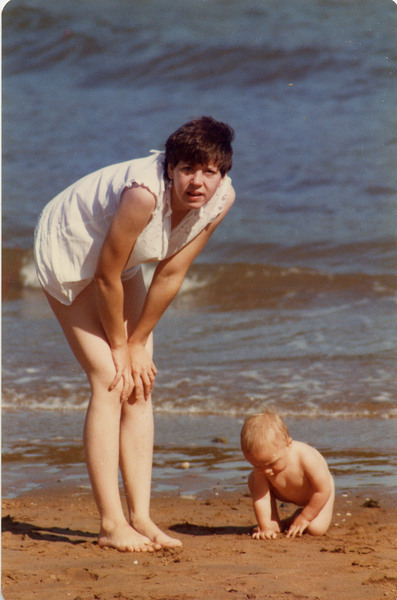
(241, 411, 292, 472)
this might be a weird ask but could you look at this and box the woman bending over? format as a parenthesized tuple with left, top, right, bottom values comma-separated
(34, 116, 235, 552)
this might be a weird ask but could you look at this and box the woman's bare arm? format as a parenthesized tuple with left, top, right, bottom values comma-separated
(129, 185, 235, 349)
(127, 186, 235, 400)
(94, 184, 156, 400)
(96, 183, 235, 402)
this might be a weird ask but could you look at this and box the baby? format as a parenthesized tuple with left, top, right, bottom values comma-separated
(241, 411, 334, 539)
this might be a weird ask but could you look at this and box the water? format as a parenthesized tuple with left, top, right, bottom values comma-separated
(2, 0, 397, 499)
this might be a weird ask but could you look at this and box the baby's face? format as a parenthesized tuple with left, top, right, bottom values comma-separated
(245, 439, 291, 477)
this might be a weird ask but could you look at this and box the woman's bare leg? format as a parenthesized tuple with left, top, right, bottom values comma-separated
(119, 276, 182, 547)
(44, 281, 156, 552)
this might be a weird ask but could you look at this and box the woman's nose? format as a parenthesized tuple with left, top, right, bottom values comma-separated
(191, 170, 203, 185)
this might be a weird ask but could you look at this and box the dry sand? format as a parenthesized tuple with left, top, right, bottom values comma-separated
(2, 486, 397, 600)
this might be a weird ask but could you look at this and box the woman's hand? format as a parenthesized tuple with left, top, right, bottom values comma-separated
(108, 344, 134, 402)
(108, 342, 157, 402)
(128, 341, 157, 401)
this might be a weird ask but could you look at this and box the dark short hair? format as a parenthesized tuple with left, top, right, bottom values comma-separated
(164, 116, 234, 180)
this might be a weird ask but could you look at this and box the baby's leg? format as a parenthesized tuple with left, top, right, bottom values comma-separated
(307, 478, 335, 536)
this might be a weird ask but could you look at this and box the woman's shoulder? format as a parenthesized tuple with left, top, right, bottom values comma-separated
(120, 151, 166, 202)
(72, 152, 165, 192)
(120, 183, 157, 213)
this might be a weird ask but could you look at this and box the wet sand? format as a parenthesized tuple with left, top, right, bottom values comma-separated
(2, 485, 396, 600)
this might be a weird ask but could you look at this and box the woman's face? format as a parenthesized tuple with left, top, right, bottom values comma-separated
(168, 161, 223, 213)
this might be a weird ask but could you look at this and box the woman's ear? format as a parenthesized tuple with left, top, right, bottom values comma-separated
(167, 163, 175, 180)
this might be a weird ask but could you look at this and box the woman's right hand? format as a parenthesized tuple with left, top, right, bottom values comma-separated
(128, 341, 157, 402)
(108, 342, 157, 402)
(108, 344, 134, 402)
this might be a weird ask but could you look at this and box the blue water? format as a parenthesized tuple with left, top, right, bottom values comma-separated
(2, 0, 397, 498)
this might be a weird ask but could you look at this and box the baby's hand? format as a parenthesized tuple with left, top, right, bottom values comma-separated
(286, 514, 310, 538)
(252, 526, 278, 540)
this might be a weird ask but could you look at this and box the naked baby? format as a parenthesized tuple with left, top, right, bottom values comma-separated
(241, 411, 334, 539)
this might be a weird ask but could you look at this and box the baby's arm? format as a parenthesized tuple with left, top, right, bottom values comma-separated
(287, 449, 333, 538)
(248, 470, 281, 540)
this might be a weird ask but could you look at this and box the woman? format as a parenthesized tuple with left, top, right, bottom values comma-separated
(34, 116, 235, 552)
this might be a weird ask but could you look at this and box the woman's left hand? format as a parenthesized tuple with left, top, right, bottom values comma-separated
(128, 341, 157, 401)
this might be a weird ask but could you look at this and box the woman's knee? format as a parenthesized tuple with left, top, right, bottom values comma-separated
(88, 364, 125, 399)
(122, 391, 153, 415)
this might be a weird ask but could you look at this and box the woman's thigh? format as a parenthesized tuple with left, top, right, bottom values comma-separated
(45, 272, 150, 384)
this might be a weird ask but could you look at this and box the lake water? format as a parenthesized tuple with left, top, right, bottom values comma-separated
(2, 0, 396, 498)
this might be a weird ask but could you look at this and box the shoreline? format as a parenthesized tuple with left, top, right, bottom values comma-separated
(2, 484, 397, 600)
(3, 410, 397, 502)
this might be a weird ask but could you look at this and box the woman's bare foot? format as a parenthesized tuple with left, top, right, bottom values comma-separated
(131, 516, 183, 548)
(98, 520, 159, 552)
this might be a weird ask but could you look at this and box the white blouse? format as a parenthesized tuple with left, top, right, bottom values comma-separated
(34, 151, 232, 305)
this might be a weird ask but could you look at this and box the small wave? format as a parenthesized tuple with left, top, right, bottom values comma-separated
(2, 2, 375, 89)
(154, 404, 397, 421)
(3, 391, 395, 421)
(3, 356, 396, 419)
(2, 253, 206, 298)
(3, 248, 397, 309)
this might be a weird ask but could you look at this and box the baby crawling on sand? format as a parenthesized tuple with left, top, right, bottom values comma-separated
(241, 411, 334, 539)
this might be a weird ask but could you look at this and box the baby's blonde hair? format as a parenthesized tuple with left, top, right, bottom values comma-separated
(240, 410, 290, 456)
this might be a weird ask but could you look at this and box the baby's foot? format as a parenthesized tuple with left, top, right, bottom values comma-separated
(98, 521, 158, 552)
(131, 516, 182, 548)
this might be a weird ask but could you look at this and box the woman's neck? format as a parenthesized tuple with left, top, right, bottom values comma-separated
(170, 208, 189, 229)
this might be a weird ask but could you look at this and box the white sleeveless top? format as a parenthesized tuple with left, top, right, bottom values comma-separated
(34, 151, 232, 305)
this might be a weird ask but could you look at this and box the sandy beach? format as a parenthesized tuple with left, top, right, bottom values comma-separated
(2, 485, 396, 600)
